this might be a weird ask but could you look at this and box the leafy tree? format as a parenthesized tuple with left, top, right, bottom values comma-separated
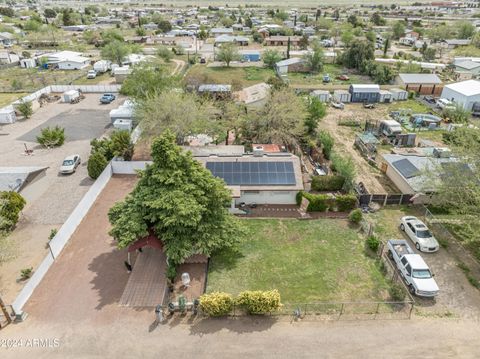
(120, 64, 175, 100)
(246, 89, 306, 148)
(87, 151, 108, 179)
(347, 15, 359, 27)
(298, 35, 309, 50)
(422, 46, 436, 62)
(365, 61, 395, 84)
(262, 49, 282, 69)
(392, 21, 405, 39)
(37, 126, 65, 147)
(62, 8, 76, 26)
(443, 105, 471, 124)
(136, 91, 219, 143)
(24, 20, 42, 32)
(157, 46, 173, 62)
(157, 20, 172, 33)
(0, 7, 15, 18)
(83, 30, 102, 46)
(136, 27, 146, 36)
(274, 11, 289, 21)
(371, 12, 386, 26)
(457, 21, 475, 39)
(16, 100, 32, 118)
(366, 30, 376, 43)
(101, 40, 131, 66)
(216, 44, 240, 67)
(304, 97, 326, 136)
(0, 191, 26, 232)
(108, 131, 244, 265)
(266, 76, 287, 91)
(331, 152, 356, 192)
(101, 29, 124, 44)
(318, 130, 334, 159)
(340, 40, 374, 71)
(244, 17, 253, 29)
(428, 24, 454, 43)
(44, 8, 57, 19)
(197, 28, 208, 40)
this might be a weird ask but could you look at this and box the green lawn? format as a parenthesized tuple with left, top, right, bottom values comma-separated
(387, 99, 432, 114)
(184, 65, 275, 89)
(0, 92, 28, 108)
(207, 219, 391, 303)
(72, 71, 112, 85)
(287, 64, 371, 86)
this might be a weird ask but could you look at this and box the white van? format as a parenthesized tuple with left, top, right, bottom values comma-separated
(437, 98, 454, 110)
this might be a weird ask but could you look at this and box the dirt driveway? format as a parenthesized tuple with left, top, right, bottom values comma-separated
(366, 207, 480, 320)
(0, 94, 123, 304)
(319, 103, 396, 193)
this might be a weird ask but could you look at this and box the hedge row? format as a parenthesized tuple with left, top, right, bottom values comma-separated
(311, 175, 345, 192)
(199, 290, 282, 316)
(296, 191, 357, 212)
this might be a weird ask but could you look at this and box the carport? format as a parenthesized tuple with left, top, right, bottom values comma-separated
(119, 233, 167, 307)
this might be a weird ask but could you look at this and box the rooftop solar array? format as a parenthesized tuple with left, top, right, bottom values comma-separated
(206, 161, 296, 186)
(392, 159, 420, 179)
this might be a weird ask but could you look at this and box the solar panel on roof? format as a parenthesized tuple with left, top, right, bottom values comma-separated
(392, 159, 419, 179)
(206, 161, 296, 186)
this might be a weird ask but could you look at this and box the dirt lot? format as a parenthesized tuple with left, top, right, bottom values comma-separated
(0, 93, 124, 304)
(319, 103, 397, 194)
(366, 207, 480, 320)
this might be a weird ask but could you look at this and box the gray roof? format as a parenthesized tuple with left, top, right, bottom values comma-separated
(276, 57, 305, 67)
(0, 167, 48, 192)
(455, 60, 480, 70)
(398, 73, 442, 85)
(350, 84, 380, 93)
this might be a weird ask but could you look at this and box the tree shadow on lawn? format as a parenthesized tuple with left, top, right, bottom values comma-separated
(208, 246, 245, 272)
(187, 316, 278, 336)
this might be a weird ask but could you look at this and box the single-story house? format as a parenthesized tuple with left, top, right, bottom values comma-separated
(275, 57, 308, 74)
(0, 167, 48, 201)
(265, 36, 302, 47)
(440, 80, 480, 110)
(196, 152, 304, 205)
(349, 84, 381, 103)
(454, 60, 480, 77)
(0, 51, 19, 64)
(45, 51, 90, 70)
(214, 35, 249, 47)
(380, 153, 460, 197)
(397, 73, 443, 96)
(211, 27, 234, 37)
(441, 39, 471, 49)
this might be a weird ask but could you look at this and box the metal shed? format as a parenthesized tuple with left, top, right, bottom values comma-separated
(0, 106, 16, 124)
(349, 84, 380, 103)
(390, 88, 408, 101)
(333, 89, 351, 103)
(379, 90, 393, 103)
(311, 90, 331, 102)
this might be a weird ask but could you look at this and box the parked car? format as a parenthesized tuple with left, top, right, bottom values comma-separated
(100, 93, 116, 104)
(60, 155, 81, 174)
(200, 57, 206, 64)
(400, 216, 439, 252)
(363, 102, 375, 109)
(322, 73, 330, 83)
(336, 74, 350, 81)
(331, 101, 345, 110)
(387, 239, 439, 297)
(87, 70, 97, 79)
(437, 98, 454, 110)
(424, 96, 436, 104)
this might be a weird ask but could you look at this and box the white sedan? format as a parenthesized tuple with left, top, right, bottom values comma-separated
(400, 216, 439, 253)
(60, 154, 81, 174)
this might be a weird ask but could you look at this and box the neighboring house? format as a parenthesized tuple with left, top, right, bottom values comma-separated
(198, 84, 232, 100)
(239, 50, 261, 62)
(210, 27, 234, 37)
(454, 60, 480, 77)
(265, 36, 302, 47)
(154, 36, 177, 45)
(0, 167, 48, 201)
(349, 84, 381, 103)
(405, 30, 420, 40)
(302, 27, 316, 37)
(62, 25, 88, 32)
(45, 51, 90, 70)
(197, 151, 304, 205)
(0, 51, 19, 64)
(397, 73, 443, 96)
(275, 57, 308, 74)
(440, 79, 480, 110)
(0, 32, 15, 46)
(441, 39, 472, 49)
(399, 37, 415, 46)
(380, 153, 460, 198)
(214, 35, 249, 47)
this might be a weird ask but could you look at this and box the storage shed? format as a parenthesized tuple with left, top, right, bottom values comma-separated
(349, 84, 380, 103)
(0, 106, 16, 124)
(333, 89, 351, 103)
(109, 107, 133, 124)
(311, 90, 330, 102)
(62, 90, 79, 103)
(379, 90, 393, 103)
(441, 80, 480, 111)
(239, 50, 261, 62)
(397, 73, 443, 96)
(113, 119, 133, 131)
(390, 88, 408, 101)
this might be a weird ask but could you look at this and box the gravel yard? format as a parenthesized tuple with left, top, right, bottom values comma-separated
(0, 93, 124, 303)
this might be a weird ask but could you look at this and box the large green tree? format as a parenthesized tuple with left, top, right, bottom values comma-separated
(303, 42, 324, 74)
(216, 44, 240, 67)
(108, 131, 244, 265)
(101, 40, 132, 66)
(262, 49, 282, 69)
(340, 40, 374, 71)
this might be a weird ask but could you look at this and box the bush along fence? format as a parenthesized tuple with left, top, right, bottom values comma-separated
(296, 191, 357, 213)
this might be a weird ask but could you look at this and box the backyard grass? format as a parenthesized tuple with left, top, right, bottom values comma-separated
(207, 218, 391, 303)
(287, 64, 371, 86)
(184, 65, 275, 88)
(72, 72, 113, 85)
(387, 99, 432, 114)
(0, 92, 28, 108)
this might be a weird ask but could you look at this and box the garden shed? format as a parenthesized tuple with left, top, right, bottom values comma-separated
(311, 90, 331, 102)
(349, 84, 380, 103)
(390, 88, 408, 101)
(379, 90, 393, 103)
(0, 106, 16, 124)
(333, 89, 351, 103)
(62, 90, 79, 103)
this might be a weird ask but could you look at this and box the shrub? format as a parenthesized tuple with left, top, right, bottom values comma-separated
(199, 292, 234, 317)
(20, 267, 33, 280)
(331, 153, 356, 192)
(335, 194, 357, 212)
(37, 126, 65, 147)
(318, 130, 334, 160)
(157, 46, 173, 62)
(236, 290, 282, 315)
(166, 264, 177, 282)
(17, 100, 33, 119)
(299, 192, 330, 212)
(0, 191, 26, 231)
(348, 208, 363, 224)
(366, 235, 381, 252)
(389, 283, 406, 301)
(48, 228, 58, 241)
(311, 175, 345, 191)
(110, 130, 134, 160)
(87, 151, 108, 179)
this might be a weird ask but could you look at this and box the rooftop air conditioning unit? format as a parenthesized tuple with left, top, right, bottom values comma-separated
(253, 146, 264, 157)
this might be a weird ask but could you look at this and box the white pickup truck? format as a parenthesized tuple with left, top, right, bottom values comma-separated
(387, 239, 439, 298)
